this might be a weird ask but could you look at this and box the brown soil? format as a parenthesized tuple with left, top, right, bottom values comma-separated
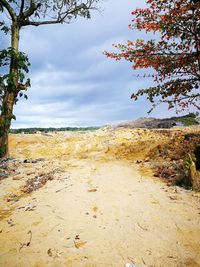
(0, 127, 200, 267)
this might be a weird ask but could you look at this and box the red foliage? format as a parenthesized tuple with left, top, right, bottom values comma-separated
(104, 0, 200, 112)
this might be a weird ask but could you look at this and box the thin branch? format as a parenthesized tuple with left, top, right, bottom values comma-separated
(0, 0, 16, 21)
(19, 0, 25, 15)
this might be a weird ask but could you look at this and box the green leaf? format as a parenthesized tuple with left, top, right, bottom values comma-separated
(19, 72, 25, 82)
(11, 114, 16, 120)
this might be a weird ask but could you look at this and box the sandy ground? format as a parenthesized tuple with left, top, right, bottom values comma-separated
(0, 129, 200, 267)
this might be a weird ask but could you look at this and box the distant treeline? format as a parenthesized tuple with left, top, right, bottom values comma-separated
(10, 127, 101, 134)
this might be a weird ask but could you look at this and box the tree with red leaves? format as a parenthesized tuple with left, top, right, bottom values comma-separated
(104, 0, 200, 112)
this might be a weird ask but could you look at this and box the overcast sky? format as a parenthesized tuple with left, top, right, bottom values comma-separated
(2, 0, 190, 128)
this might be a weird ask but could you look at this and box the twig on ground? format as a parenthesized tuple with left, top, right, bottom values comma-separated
(19, 230, 32, 251)
(55, 186, 68, 193)
(137, 222, 148, 231)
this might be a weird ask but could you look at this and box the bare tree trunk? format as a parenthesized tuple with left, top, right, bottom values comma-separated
(0, 22, 19, 158)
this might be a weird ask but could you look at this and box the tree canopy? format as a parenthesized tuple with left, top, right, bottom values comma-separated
(105, 0, 200, 112)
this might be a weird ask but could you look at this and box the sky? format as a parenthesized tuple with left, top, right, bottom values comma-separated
(1, 0, 191, 128)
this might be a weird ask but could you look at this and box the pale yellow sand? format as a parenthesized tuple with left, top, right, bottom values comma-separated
(0, 128, 200, 267)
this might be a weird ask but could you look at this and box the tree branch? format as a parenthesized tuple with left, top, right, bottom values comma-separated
(23, 0, 41, 19)
(20, 0, 25, 15)
(0, 0, 16, 21)
(22, 1, 96, 27)
(22, 19, 62, 27)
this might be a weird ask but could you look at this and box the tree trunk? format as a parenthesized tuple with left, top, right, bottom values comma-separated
(0, 22, 19, 158)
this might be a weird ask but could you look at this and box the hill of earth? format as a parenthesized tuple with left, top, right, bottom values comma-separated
(115, 113, 199, 129)
(0, 125, 200, 266)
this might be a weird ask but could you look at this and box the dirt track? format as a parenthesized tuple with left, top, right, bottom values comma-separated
(0, 129, 200, 267)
